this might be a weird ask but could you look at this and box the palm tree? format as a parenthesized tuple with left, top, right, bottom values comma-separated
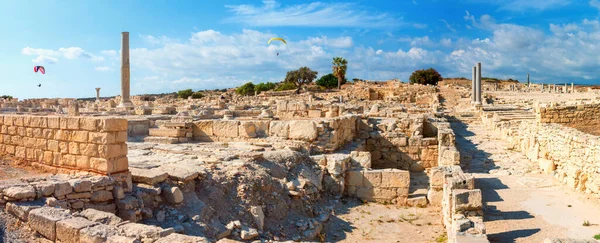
(332, 57, 348, 89)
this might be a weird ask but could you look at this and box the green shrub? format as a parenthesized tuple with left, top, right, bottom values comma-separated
(275, 82, 297, 91)
(595, 234, 600, 240)
(191, 92, 204, 99)
(255, 82, 276, 94)
(316, 73, 347, 89)
(0, 95, 13, 100)
(236, 82, 255, 96)
(177, 89, 193, 99)
(409, 68, 442, 85)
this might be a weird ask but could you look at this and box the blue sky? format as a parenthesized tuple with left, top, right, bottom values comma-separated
(2, 0, 600, 99)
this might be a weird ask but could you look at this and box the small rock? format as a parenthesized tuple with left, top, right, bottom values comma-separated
(240, 227, 259, 240)
(317, 213, 329, 222)
(250, 206, 265, 231)
(192, 215, 201, 221)
(173, 225, 185, 233)
(226, 220, 241, 230)
(162, 186, 184, 204)
(156, 210, 166, 222)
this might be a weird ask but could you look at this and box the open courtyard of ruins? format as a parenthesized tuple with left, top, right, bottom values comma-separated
(1, 33, 600, 243)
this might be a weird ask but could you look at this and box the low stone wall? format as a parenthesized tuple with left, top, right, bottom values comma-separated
(483, 114, 600, 196)
(0, 115, 129, 175)
(345, 169, 410, 204)
(362, 116, 452, 172)
(191, 115, 360, 153)
(432, 166, 488, 243)
(536, 102, 600, 124)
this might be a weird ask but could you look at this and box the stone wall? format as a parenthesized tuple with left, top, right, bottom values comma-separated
(361, 116, 444, 172)
(0, 115, 129, 175)
(431, 166, 488, 242)
(536, 102, 600, 124)
(191, 115, 360, 153)
(482, 114, 600, 196)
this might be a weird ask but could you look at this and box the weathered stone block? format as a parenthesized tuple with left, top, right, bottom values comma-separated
(28, 207, 72, 241)
(380, 169, 410, 188)
(99, 118, 128, 132)
(363, 171, 382, 187)
(5, 201, 43, 221)
(162, 186, 184, 204)
(453, 189, 483, 212)
(130, 167, 169, 185)
(213, 121, 239, 138)
(89, 132, 115, 144)
(269, 121, 289, 138)
(3, 186, 36, 200)
(57, 217, 99, 243)
(192, 120, 213, 137)
(345, 170, 363, 186)
(373, 188, 397, 200)
(288, 120, 318, 141)
(80, 118, 98, 132)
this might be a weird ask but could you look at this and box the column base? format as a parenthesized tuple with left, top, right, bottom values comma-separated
(117, 100, 135, 110)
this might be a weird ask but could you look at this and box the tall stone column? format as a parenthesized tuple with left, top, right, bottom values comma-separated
(541, 83, 544, 92)
(95, 88, 101, 102)
(475, 63, 482, 105)
(571, 82, 575, 93)
(118, 32, 134, 108)
(472, 66, 476, 103)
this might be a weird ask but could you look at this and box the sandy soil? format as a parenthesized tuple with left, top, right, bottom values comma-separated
(0, 157, 48, 180)
(564, 122, 600, 136)
(323, 198, 446, 243)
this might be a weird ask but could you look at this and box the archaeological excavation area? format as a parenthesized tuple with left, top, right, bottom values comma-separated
(1, 61, 600, 242)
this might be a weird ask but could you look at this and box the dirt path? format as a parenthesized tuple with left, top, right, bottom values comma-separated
(451, 118, 600, 242)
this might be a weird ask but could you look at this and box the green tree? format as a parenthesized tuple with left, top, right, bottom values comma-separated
(0, 95, 13, 100)
(316, 73, 347, 89)
(177, 89, 193, 99)
(255, 82, 276, 94)
(236, 82, 255, 96)
(191, 92, 204, 99)
(332, 57, 348, 89)
(409, 68, 442, 85)
(284, 66, 318, 92)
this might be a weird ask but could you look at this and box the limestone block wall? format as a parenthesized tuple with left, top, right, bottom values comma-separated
(345, 169, 410, 204)
(432, 166, 488, 242)
(536, 102, 600, 124)
(0, 115, 129, 175)
(361, 116, 440, 171)
(191, 115, 360, 153)
(482, 115, 600, 196)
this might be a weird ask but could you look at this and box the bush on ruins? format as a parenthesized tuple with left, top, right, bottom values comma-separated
(177, 89, 194, 99)
(284, 66, 318, 92)
(255, 82, 276, 94)
(316, 73, 347, 89)
(409, 68, 442, 86)
(191, 92, 204, 99)
(275, 82, 297, 91)
(236, 82, 256, 96)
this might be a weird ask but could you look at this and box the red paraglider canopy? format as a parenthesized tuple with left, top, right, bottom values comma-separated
(34, 66, 45, 74)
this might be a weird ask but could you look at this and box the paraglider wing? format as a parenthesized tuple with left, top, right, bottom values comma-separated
(34, 66, 45, 74)
(268, 37, 286, 45)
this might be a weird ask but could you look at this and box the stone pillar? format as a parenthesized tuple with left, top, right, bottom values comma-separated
(475, 63, 481, 105)
(564, 83, 567, 93)
(471, 66, 476, 103)
(95, 87, 101, 102)
(571, 82, 575, 93)
(527, 73, 530, 87)
(118, 32, 134, 108)
(541, 83, 544, 92)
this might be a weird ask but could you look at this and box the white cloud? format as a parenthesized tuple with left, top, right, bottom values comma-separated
(590, 0, 600, 11)
(101, 50, 117, 57)
(223, 0, 401, 28)
(302, 36, 353, 48)
(22, 46, 104, 63)
(94, 66, 112, 71)
(440, 19, 456, 32)
(498, 0, 571, 12)
(440, 38, 452, 47)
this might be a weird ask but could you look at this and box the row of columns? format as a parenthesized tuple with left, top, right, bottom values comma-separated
(471, 63, 482, 105)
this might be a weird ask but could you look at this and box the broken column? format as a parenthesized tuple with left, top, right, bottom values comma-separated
(95, 88, 101, 102)
(471, 66, 476, 103)
(571, 82, 575, 93)
(541, 83, 544, 92)
(475, 63, 482, 105)
(117, 32, 134, 109)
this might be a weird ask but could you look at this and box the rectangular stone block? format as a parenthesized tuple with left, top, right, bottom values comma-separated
(98, 144, 127, 159)
(363, 170, 382, 187)
(192, 120, 213, 137)
(453, 189, 483, 212)
(55, 130, 71, 141)
(88, 132, 115, 144)
(57, 217, 99, 243)
(356, 187, 374, 201)
(99, 118, 128, 132)
(115, 131, 127, 143)
(373, 188, 397, 200)
(380, 169, 410, 188)
(6, 201, 43, 221)
(345, 170, 363, 186)
(28, 207, 72, 241)
(71, 131, 89, 143)
(308, 110, 322, 118)
(80, 143, 99, 157)
(269, 121, 289, 138)
(80, 118, 98, 131)
(288, 120, 318, 141)
(213, 121, 239, 138)
(48, 117, 60, 129)
(149, 128, 186, 137)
